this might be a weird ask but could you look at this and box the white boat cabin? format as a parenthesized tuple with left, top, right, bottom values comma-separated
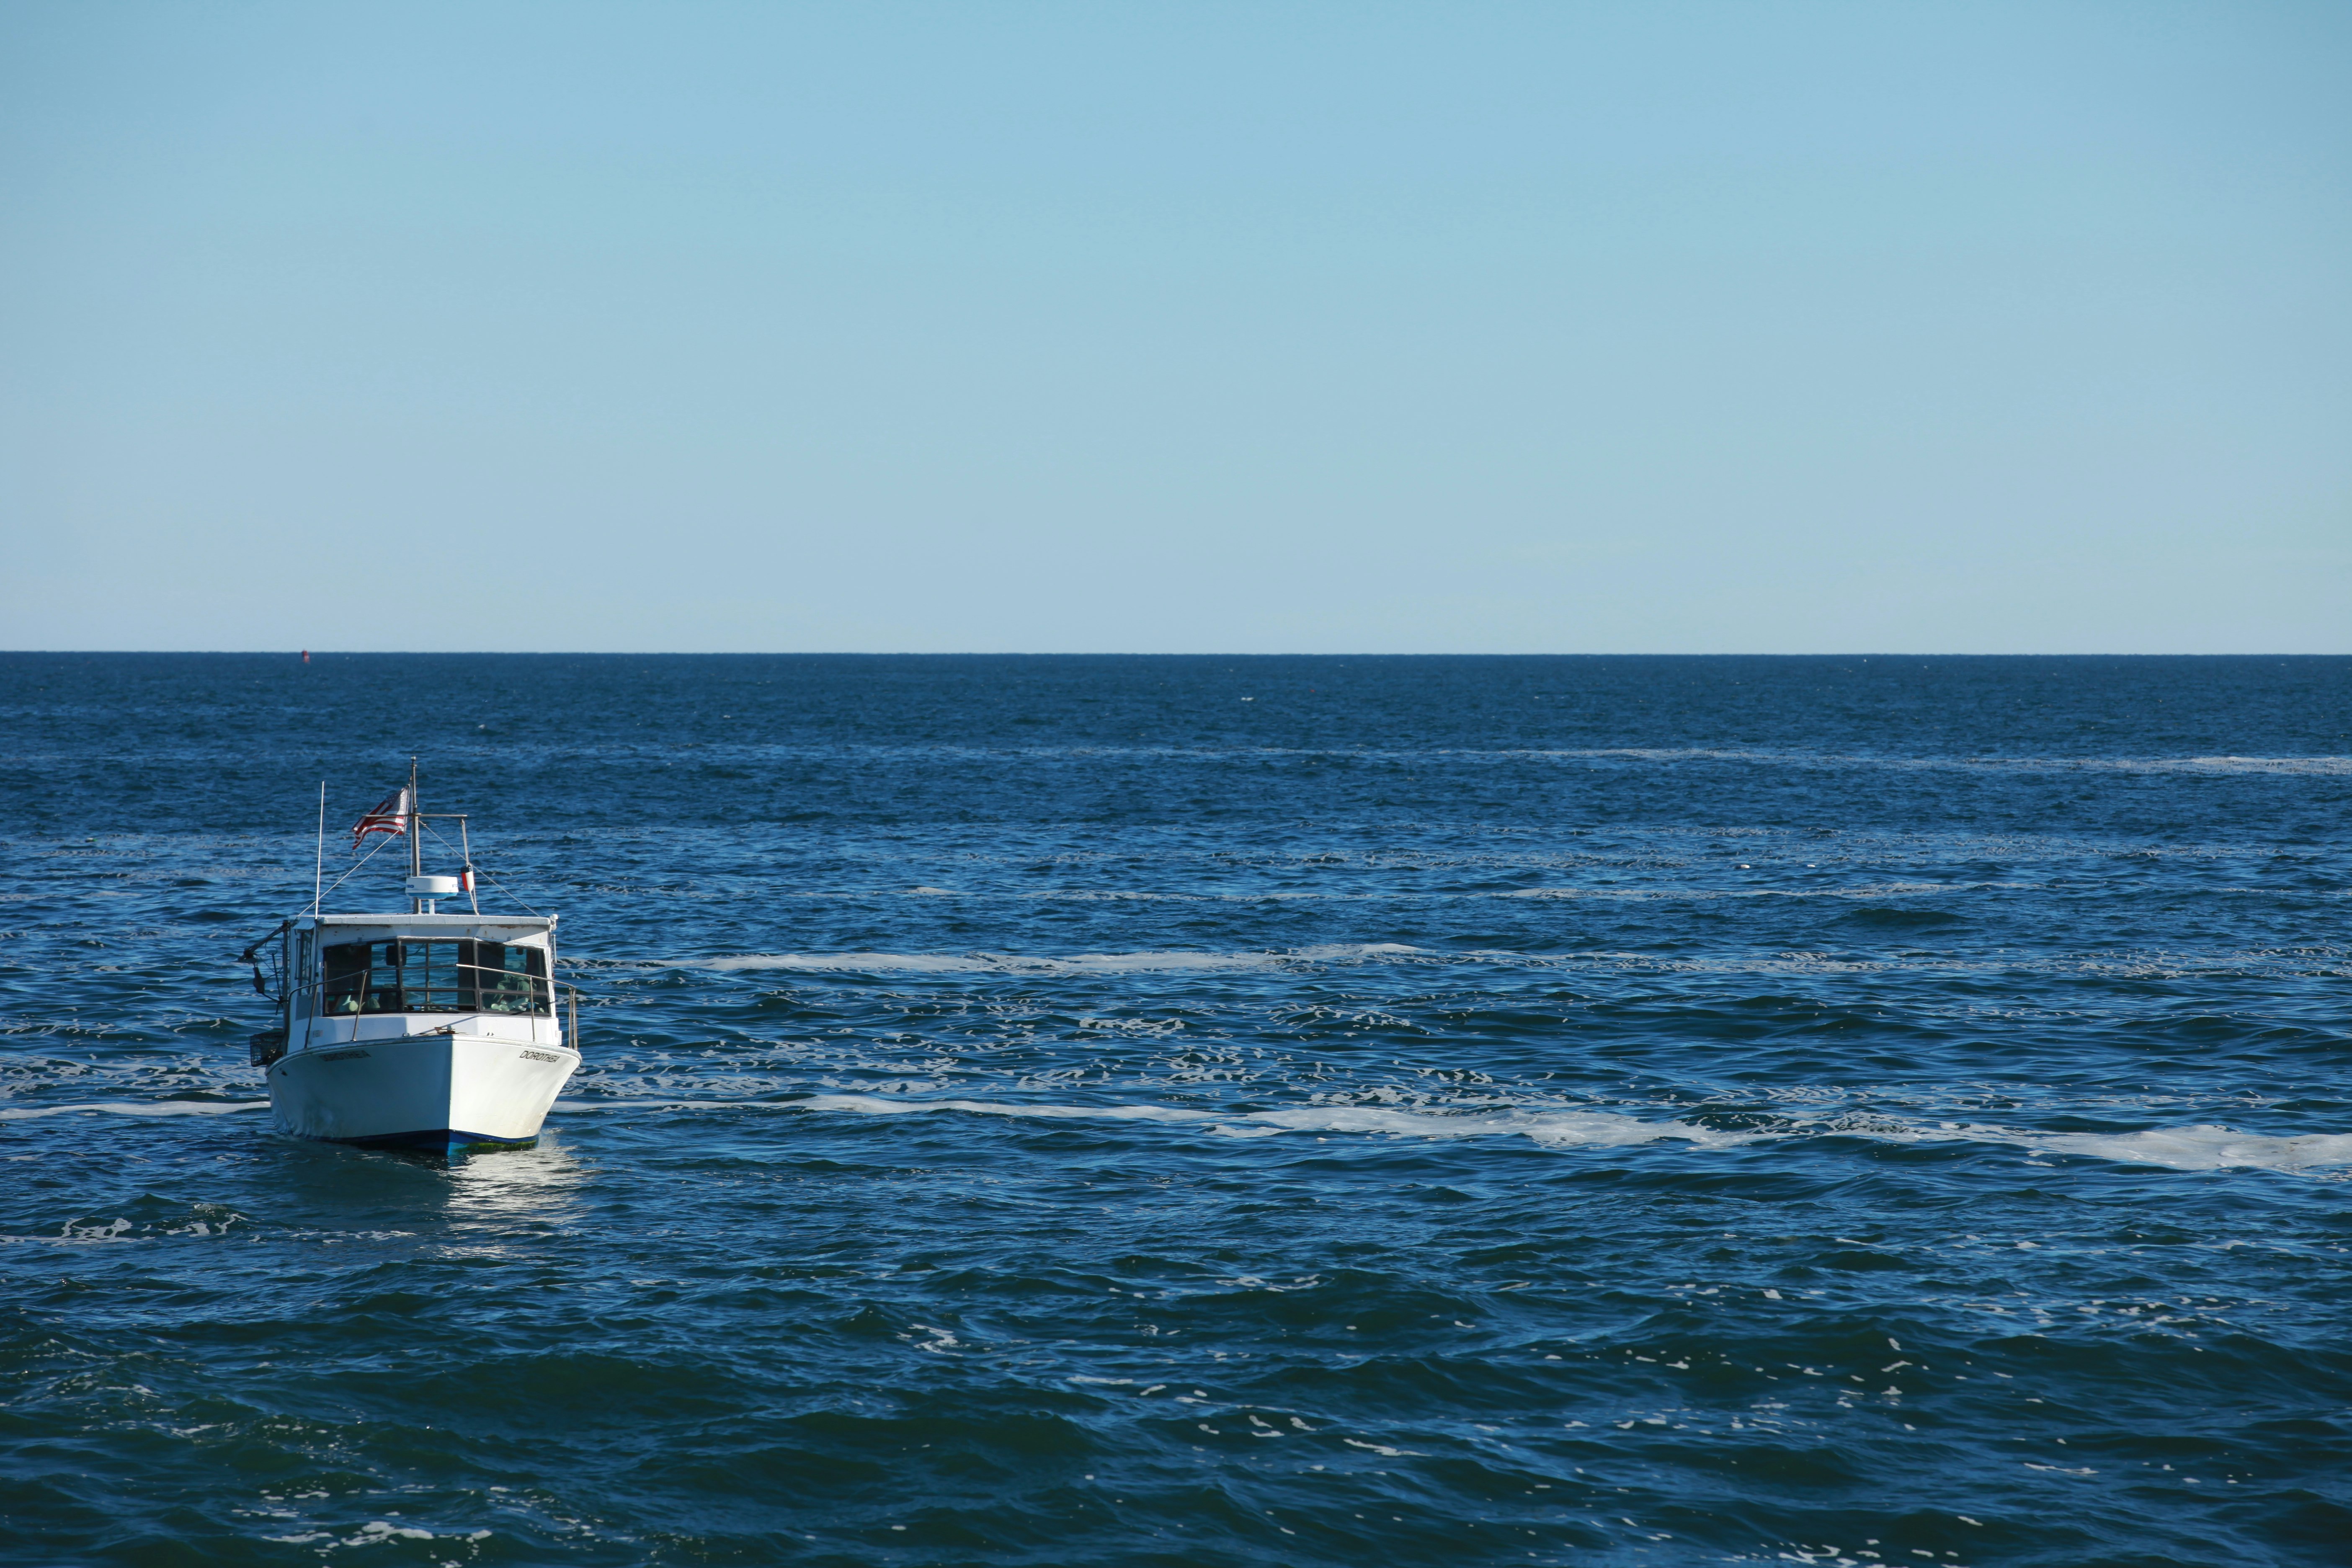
(270, 913, 567, 1057)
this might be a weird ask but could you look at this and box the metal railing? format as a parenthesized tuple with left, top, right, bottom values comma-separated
(253, 966, 587, 1067)
(289, 958, 563, 1015)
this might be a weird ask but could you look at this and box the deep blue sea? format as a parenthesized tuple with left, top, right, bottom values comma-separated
(3, 653, 2348, 1568)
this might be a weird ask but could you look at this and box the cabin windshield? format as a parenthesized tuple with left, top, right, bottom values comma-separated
(321, 939, 550, 1015)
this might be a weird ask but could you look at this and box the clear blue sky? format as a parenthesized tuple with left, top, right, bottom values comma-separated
(2, 2, 2345, 652)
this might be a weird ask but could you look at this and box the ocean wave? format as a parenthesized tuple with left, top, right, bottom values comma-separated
(1497, 880, 1971, 903)
(554, 1092, 1750, 1150)
(1515, 748, 2352, 777)
(633, 742, 2352, 776)
(699, 944, 1425, 975)
(1709, 1113, 2352, 1174)
(13, 1093, 2340, 1178)
(1934, 1121, 2352, 1173)
(681, 943, 2344, 980)
(548, 1094, 2352, 1174)
(0, 1100, 266, 1121)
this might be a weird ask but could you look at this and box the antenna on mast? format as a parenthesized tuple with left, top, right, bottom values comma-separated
(312, 781, 325, 914)
(407, 755, 422, 912)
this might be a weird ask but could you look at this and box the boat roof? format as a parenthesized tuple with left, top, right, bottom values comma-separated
(295, 913, 556, 932)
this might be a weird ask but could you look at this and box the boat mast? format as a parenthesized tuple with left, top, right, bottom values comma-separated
(407, 755, 422, 913)
(312, 781, 325, 914)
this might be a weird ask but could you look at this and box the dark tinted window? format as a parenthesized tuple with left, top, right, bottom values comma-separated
(320, 939, 549, 1015)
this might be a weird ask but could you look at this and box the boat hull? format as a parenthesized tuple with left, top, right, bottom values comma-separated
(268, 1032, 578, 1154)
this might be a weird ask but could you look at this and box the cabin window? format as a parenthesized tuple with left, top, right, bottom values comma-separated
(466, 941, 551, 1014)
(320, 939, 550, 1015)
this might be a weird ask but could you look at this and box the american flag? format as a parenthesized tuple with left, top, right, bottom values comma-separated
(352, 788, 409, 846)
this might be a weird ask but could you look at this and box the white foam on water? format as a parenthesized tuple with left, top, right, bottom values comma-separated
(801, 1093, 1220, 1125)
(1292, 943, 1425, 961)
(503, 738, 2351, 776)
(1516, 748, 2352, 777)
(1973, 1122, 2352, 1173)
(550, 1094, 2352, 1175)
(1342, 1437, 1427, 1457)
(1773, 1114, 2352, 1173)
(704, 952, 1006, 973)
(680, 942, 2348, 985)
(1019, 890, 1201, 902)
(20, 1093, 2333, 1176)
(548, 1091, 1746, 1151)
(2125, 755, 2351, 776)
(1044, 952, 1268, 972)
(1500, 881, 1972, 903)
(699, 944, 1424, 975)
(0, 1101, 267, 1121)
(1241, 1103, 1750, 1149)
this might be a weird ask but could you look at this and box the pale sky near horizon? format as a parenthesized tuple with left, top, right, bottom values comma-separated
(2, 2, 2346, 653)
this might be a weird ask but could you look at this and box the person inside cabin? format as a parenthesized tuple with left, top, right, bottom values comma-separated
(323, 941, 371, 1013)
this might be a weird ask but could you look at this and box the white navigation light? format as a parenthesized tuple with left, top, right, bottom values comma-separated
(407, 875, 461, 898)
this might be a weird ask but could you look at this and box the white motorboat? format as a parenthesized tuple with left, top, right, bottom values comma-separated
(242, 764, 580, 1158)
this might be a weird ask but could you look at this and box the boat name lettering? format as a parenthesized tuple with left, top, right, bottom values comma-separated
(520, 1049, 562, 1063)
(316, 1048, 371, 1061)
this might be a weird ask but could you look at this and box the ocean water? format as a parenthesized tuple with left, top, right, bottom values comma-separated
(2, 652, 2348, 1568)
